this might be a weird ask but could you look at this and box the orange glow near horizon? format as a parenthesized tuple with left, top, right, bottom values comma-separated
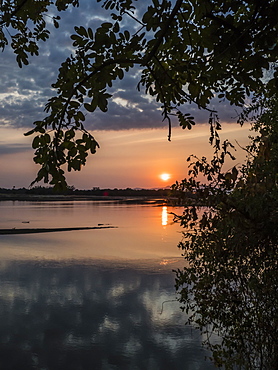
(0, 125, 252, 189)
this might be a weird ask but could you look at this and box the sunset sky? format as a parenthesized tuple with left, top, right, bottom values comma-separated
(0, 1, 252, 190)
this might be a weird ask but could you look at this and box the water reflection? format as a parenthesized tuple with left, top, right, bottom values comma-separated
(0, 201, 217, 369)
(0, 260, 215, 370)
(161, 206, 168, 226)
(0, 202, 181, 260)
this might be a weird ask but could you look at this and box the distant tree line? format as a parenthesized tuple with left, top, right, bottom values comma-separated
(0, 186, 170, 198)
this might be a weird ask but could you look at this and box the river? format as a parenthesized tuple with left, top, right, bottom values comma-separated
(0, 200, 217, 369)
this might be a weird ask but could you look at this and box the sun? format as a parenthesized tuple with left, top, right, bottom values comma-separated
(160, 173, 171, 181)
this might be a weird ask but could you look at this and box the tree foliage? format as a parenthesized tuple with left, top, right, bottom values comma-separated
(14, 0, 278, 189)
(172, 96, 278, 369)
(0, 0, 79, 67)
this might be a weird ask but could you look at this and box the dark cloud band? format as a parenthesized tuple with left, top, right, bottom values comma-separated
(0, 0, 239, 132)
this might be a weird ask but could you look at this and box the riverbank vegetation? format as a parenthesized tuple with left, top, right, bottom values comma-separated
(173, 96, 278, 369)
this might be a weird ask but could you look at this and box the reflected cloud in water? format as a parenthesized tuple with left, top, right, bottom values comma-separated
(0, 260, 215, 370)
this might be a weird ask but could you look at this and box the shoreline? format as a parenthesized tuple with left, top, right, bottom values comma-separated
(0, 193, 172, 205)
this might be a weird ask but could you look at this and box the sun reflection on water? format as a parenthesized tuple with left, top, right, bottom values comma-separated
(161, 206, 168, 226)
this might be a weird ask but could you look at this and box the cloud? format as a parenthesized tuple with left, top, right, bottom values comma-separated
(0, 0, 242, 133)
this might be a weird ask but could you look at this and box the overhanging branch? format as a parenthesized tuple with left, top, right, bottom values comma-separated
(142, 0, 183, 65)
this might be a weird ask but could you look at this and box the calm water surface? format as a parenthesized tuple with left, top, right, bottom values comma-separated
(0, 201, 216, 369)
